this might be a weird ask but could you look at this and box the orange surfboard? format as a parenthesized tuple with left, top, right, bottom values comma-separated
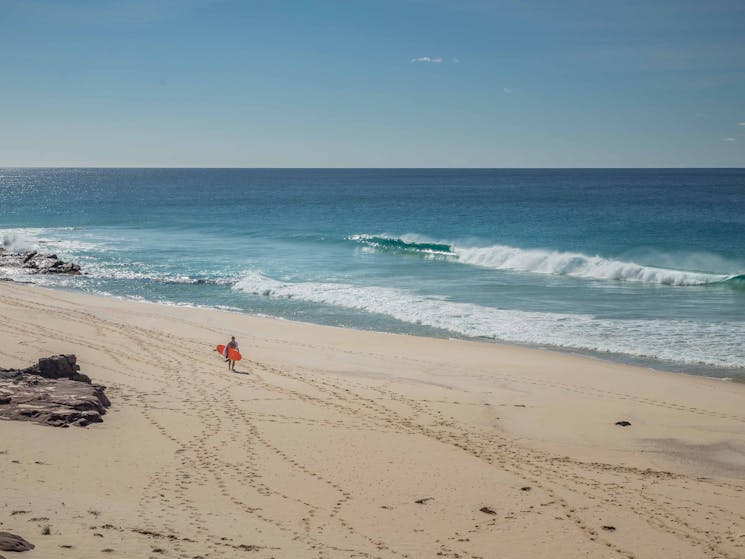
(216, 344, 242, 361)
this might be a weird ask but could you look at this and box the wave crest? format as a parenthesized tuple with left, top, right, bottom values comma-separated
(349, 234, 741, 287)
(455, 245, 734, 286)
(348, 234, 453, 255)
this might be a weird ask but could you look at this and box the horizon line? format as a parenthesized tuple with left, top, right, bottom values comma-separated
(2, 166, 745, 170)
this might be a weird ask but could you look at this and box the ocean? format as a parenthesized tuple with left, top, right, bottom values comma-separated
(1, 168, 744, 377)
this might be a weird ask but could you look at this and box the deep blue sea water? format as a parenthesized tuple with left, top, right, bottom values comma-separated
(1, 168, 744, 376)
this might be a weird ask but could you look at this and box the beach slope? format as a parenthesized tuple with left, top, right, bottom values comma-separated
(1, 282, 744, 559)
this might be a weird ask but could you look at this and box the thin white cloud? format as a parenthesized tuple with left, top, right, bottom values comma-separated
(410, 57, 444, 64)
(452, 57, 461, 64)
(738, 122, 745, 126)
(722, 137, 737, 142)
(503, 87, 514, 94)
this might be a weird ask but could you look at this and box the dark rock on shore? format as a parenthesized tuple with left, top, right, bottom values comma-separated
(0, 532, 35, 552)
(0, 248, 81, 275)
(0, 355, 110, 427)
(25, 353, 92, 383)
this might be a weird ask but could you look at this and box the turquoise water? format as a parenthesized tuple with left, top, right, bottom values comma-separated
(1, 168, 744, 376)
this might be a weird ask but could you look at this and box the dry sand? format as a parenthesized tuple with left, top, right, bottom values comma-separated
(1, 281, 744, 558)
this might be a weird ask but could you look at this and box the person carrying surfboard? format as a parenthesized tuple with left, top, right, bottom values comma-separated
(223, 336, 239, 371)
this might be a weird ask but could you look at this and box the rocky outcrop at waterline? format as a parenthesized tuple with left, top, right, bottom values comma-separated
(0, 355, 110, 427)
(0, 248, 81, 275)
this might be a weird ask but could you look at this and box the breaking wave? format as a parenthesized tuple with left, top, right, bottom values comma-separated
(348, 234, 453, 255)
(455, 245, 738, 286)
(1, 227, 104, 253)
(349, 234, 743, 287)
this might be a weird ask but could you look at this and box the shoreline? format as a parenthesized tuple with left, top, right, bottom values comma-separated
(2, 281, 745, 558)
(4, 273, 744, 381)
(3, 281, 745, 452)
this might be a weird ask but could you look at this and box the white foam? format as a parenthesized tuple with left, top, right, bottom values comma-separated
(0, 267, 82, 288)
(349, 234, 737, 286)
(1, 227, 104, 253)
(454, 245, 732, 285)
(233, 271, 745, 368)
(53, 261, 234, 286)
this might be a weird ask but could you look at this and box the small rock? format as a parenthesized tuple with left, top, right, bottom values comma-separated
(520, 486, 532, 491)
(479, 507, 497, 515)
(615, 421, 632, 427)
(414, 497, 433, 504)
(602, 525, 616, 531)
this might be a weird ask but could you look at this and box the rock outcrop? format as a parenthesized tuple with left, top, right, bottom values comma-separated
(0, 355, 110, 427)
(0, 532, 35, 552)
(25, 353, 93, 383)
(0, 248, 81, 275)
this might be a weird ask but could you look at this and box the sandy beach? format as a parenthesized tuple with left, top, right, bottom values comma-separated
(1, 281, 744, 559)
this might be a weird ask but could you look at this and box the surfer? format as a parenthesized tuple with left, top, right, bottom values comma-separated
(223, 336, 239, 371)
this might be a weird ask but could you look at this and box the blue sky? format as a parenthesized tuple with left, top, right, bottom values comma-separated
(1, 0, 744, 167)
